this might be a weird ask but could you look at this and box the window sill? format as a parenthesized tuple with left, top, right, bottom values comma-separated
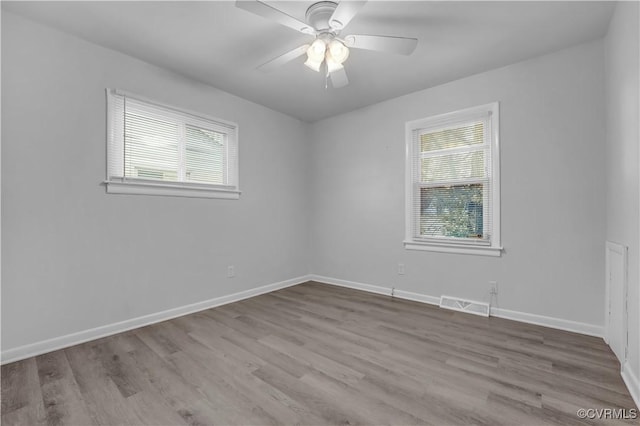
(105, 180, 240, 199)
(404, 240, 502, 257)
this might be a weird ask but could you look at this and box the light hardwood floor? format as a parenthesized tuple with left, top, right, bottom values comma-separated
(2, 281, 638, 425)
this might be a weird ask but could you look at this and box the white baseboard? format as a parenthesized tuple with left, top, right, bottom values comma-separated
(1, 275, 312, 365)
(309, 275, 395, 297)
(309, 274, 603, 337)
(490, 307, 603, 337)
(394, 288, 441, 305)
(622, 362, 640, 409)
(309, 274, 441, 305)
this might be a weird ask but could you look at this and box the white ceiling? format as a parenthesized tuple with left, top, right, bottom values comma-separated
(3, 1, 615, 122)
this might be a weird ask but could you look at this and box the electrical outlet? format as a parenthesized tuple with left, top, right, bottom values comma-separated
(398, 263, 405, 275)
(489, 281, 498, 295)
(227, 265, 235, 278)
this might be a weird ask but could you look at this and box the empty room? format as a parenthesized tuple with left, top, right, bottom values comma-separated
(1, 0, 639, 425)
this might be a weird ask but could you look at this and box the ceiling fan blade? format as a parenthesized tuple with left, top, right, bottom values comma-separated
(329, 0, 367, 30)
(258, 44, 310, 72)
(344, 34, 418, 55)
(236, 0, 315, 34)
(330, 67, 349, 88)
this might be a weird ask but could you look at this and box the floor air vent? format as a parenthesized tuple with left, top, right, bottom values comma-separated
(439, 295, 490, 317)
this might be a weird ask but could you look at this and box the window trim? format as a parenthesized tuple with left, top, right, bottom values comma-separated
(105, 89, 240, 199)
(404, 102, 501, 256)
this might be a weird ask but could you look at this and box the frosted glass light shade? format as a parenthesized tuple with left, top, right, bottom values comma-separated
(307, 39, 327, 62)
(304, 58, 322, 72)
(328, 40, 349, 64)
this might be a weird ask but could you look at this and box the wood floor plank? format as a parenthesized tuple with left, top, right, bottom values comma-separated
(167, 350, 282, 425)
(64, 343, 145, 425)
(40, 375, 96, 426)
(258, 334, 366, 386)
(2, 281, 637, 425)
(34, 349, 96, 426)
(134, 323, 182, 359)
(35, 351, 69, 387)
(1, 358, 46, 425)
(202, 313, 311, 379)
(1, 404, 46, 426)
(117, 333, 236, 423)
(252, 363, 373, 425)
(299, 371, 426, 425)
(125, 391, 189, 426)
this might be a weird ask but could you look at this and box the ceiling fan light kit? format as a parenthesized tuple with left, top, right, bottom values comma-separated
(303, 37, 349, 73)
(236, 0, 418, 88)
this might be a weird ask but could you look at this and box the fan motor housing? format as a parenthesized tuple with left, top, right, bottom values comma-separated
(305, 1, 338, 32)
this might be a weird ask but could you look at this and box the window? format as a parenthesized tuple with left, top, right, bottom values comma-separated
(106, 89, 239, 199)
(405, 103, 501, 256)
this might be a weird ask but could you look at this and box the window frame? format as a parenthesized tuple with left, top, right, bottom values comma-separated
(404, 102, 501, 256)
(105, 89, 240, 199)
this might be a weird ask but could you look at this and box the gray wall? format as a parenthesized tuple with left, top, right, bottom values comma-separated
(605, 1, 640, 383)
(1, 11, 310, 350)
(309, 40, 607, 327)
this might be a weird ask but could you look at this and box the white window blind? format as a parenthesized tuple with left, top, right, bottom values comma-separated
(405, 103, 501, 256)
(106, 89, 239, 199)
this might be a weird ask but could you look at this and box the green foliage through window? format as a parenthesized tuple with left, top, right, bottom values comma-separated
(420, 184, 484, 238)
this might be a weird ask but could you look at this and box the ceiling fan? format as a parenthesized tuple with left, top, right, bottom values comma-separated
(236, 0, 418, 88)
